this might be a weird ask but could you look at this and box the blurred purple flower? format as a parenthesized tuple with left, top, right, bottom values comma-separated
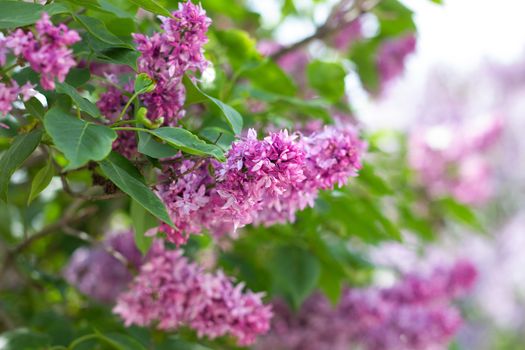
(114, 248, 272, 346)
(257, 260, 476, 350)
(64, 231, 144, 304)
(377, 34, 417, 92)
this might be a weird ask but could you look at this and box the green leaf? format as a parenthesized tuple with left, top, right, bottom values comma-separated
(130, 199, 157, 255)
(0, 129, 43, 202)
(0, 329, 51, 350)
(126, 0, 171, 17)
(158, 338, 213, 350)
(134, 73, 156, 94)
(56, 82, 102, 119)
(75, 15, 133, 49)
(350, 39, 381, 93)
(95, 331, 147, 350)
(43, 108, 116, 170)
(269, 245, 321, 308)
(65, 68, 91, 87)
(199, 127, 235, 150)
(24, 97, 45, 120)
(306, 60, 346, 102)
(357, 163, 394, 196)
(99, 152, 174, 227)
(244, 60, 297, 96)
(28, 158, 55, 204)
(214, 29, 260, 69)
(0, 2, 68, 29)
(137, 131, 179, 159)
(146, 127, 225, 161)
(439, 197, 483, 231)
(97, 48, 139, 70)
(376, 0, 416, 37)
(184, 76, 243, 135)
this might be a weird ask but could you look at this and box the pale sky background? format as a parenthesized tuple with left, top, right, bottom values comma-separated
(247, 0, 525, 129)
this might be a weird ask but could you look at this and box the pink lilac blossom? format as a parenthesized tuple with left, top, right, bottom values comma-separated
(113, 248, 272, 346)
(4, 13, 80, 90)
(409, 116, 503, 205)
(97, 81, 138, 158)
(331, 19, 363, 51)
(376, 34, 416, 92)
(257, 260, 477, 350)
(254, 124, 366, 226)
(155, 125, 365, 245)
(132, 1, 211, 125)
(63, 231, 144, 303)
(0, 81, 35, 116)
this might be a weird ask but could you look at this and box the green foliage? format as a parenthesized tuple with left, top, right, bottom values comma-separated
(269, 245, 321, 309)
(43, 108, 116, 170)
(184, 76, 244, 135)
(27, 157, 55, 205)
(99, 152, 174, 227)
(130, 200, 157, 255)
(0, 2, 68, 29)
(74, 15, 133, 49)
(56, 82, 102, 119)
(306, 60, 346, 102)
(0, 129, 43, 202)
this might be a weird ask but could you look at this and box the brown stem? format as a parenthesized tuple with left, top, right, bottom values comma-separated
(0, 200, 97, 282)
(62, 226, 138, 274)
(270, 0, 382, 60)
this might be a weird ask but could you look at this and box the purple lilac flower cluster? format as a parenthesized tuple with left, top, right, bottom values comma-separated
(376, 34, 417, 91)
(156, 125, 365, 246)
(96, 78, 138, 158)
(409, 116, 503, 205)
(63, 231, 144, 303)
(0, 13, 79, 116)
(257, 260, 477, 350)
(132, 1, 211, 125)
(0, 81, 35, 117)
(1, 13, 80, 90)
(113, 248, 272, 346)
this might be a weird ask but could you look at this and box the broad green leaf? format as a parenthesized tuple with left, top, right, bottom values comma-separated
(199, 127, 235, 150)
(94, 331, 147, 350)
(137, 131, 179, 159)
(439, 197, 483, 231)
(56, 82, 102, 118)
(0, 328, 51, 350)
(28, 158, 55, 204)
(98, 48, 139, 71)
(357, 163, 394, 196)
(127, 0, 171, 17)
(158, 338, 214, 350)
(130, 199, 157, 255)
(23, 97, 45, 120)
(184, 76, 243, 134)
(44, 108, 116, 170)
(148, 127, 226, 161)
(134, 73, 156, 94)
(375, 0, 416, 37)
(100, 152, 174, 227)
(214, 29, 260, 69)
(269, 245, 321, 309)
(75, 15, 133, 49)
(0, 129, 43, 202)
(98, 0, 138, 18)
(306, 60, 346, 102)
(0, 2, 68, 29)
(65, 68, 91, 87)
(244, 60, 297, 96)
(350, 39, 381, 93)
